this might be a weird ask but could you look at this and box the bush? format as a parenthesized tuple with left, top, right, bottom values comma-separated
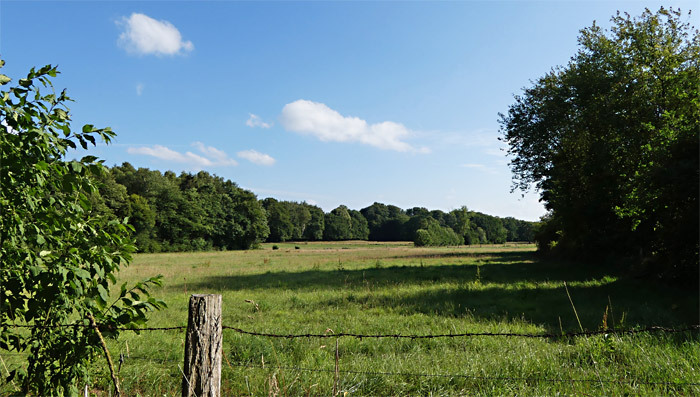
(0, 61, 165, 394)
(413, 218, 463, 247)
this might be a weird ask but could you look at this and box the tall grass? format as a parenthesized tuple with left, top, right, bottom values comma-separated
(2, 242, 698, 395)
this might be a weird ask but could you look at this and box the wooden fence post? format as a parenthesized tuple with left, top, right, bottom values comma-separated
(182, 294, 222, 397)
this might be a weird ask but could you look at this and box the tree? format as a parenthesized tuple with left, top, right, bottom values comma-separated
(469, 212, 507, 244)
(360, 202, 408, 241)
(323, 205, 354, 240)
(303, 203, 325, 241)
(262, 198, 294, 242)
(447, 206, 471, 241)
(289, 203, 312, 240)
(128, 194, 157, 250)
(413, 217, 463, 247)
(500, 8, 699, 279)
(0, 62, 164, 394)
(227, 187, 269, 249)
(349, 209, 369, 240)
(402, 207, 431, 241)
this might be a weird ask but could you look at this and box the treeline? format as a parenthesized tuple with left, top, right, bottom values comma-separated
(90, 163, 536, 252)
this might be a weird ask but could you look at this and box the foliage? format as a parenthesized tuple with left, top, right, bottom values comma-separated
(323, 205, 354, 241)
(349, 209, 370, 240)
(446, 206, 470, 239)
(302, 204, 325, 241)
(0, 61, 165, 395)
(500, 8, 699, 280)
(262, 198, 294, 242)
(469, 212, 508, 244)
(360, 202, 409, 241)
(261, 199, 324, 242)
(413, 217, 464, 247)
(89, 171, 534, 249)
(107, 165, 269, 251)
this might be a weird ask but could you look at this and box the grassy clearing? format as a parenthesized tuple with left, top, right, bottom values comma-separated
(2, 242, 698, 395)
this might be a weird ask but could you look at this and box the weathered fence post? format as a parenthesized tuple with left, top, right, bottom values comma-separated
(182, 294, 222, 397)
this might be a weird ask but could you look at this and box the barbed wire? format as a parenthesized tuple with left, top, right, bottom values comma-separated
(230, 362, 700, 387)
(221, 324, 700, 339)
(4, 323, 699, 339)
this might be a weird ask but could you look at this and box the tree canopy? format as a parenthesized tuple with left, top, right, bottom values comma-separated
(500, 8, 699, 281)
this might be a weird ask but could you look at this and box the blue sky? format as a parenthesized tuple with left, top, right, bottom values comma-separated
(2, 1, 696, 221)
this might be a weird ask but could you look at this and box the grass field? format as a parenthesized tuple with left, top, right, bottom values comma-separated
(3, 242, 699, 395)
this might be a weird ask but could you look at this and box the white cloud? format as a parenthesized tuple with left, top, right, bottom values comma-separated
(279, 99, 427, 153)
(461, 163, 500, 175)
(246, 114, 273, 129)
(118, 13, 193, 56)
(461, 163, 487, 169)
(192, 142, 238, 166)
(136, 83, 144, 96)
(237, 149, 276, 166)
(127, 142, 237, 167)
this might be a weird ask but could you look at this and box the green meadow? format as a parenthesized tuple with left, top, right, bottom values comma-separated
(4, 242, 699, 395)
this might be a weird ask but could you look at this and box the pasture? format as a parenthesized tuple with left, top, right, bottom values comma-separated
(5, 242, 700, 395)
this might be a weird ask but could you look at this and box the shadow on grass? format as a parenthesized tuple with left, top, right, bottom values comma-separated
(179, 251, 612, 292)
(386, 250, 535, 261)
(358, 279, 699, 333)
(177, 251, 699, 332)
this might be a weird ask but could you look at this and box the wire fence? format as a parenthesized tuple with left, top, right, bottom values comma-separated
(5, 322, 700, 339)
(4, 351, 700, 389)
(3, 322, 700, 391)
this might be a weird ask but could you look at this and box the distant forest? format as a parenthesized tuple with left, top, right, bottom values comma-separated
(90, 163, 537, 252)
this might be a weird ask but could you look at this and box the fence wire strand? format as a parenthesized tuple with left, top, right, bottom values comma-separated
(5, 323, 699, 339)
(4, 323, 699, 391)
(221, 324, 700, 339)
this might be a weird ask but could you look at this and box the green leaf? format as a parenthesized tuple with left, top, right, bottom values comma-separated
(73, 268, 91, 280)
(0, 74, 11, 85)
(96, 284, 109, 305)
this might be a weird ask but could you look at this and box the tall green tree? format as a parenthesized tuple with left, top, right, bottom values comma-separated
(349, 209, 370, 240)
(447, 206, 471, 241)
(289, 203, 312, 240)
(500, 8, 699, 279)
(262, 198, 294, 242)
(0, 62, 164, 394)
(303, 203, 325, 241)
(324, 205, 354, 241)
(360, 202, 408, 241)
